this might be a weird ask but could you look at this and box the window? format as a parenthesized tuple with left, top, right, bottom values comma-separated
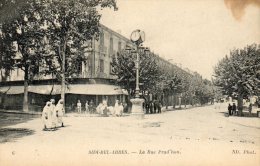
(100, 32, 104, 47)
(109, 37, 113, 55)
(118, 41, 122, 51)
(99, 59, 104, 73)
(110, 62, 115, 75)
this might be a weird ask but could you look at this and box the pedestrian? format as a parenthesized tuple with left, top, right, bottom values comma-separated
(158, 101, 162, 113)
(232, 103, 237, 115)
(85, 100, 89, 114)
(77, 100, 82, 114)
(50, 99, 57, 128)
(248, 103, 252, 116)
(154, 100, 158, 113)
(42, 101, 52, 131)
(118, 102, 124, 116)
(145, 102, 150, 114)
(102, 99, 108, 116)
(123, 102, 128, 113)
(96, 102, 103, 115)
(150, 101, 154, 114)
(114, 100, 121, 116)
(55, 99, 65, 127)
(228, 103, 232, 115)
(89, 100, 94, 114)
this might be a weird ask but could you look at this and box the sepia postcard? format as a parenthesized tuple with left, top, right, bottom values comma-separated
(0, 0, 259, 166)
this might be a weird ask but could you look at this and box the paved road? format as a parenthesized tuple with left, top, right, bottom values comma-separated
(0, 105, 259, 166)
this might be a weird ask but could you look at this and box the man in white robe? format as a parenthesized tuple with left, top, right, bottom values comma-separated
(42, 102, 52, 130)
(114, 100, 121, 116)
(50, 99, 57, 128)
(118, 102, 124, 117)
(55, 99, 65, 127)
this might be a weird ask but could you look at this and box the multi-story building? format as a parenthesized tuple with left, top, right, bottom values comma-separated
(0, 24, 133, 111)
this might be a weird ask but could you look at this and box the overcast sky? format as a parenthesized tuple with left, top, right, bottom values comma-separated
(100, 0, 260, 80)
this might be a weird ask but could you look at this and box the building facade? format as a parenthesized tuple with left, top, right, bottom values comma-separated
(0, 24, 133, 111)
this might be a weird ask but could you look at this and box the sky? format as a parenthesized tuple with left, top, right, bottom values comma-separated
(99, 0, 260, 80)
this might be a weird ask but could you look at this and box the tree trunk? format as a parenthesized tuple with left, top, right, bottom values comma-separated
(165, 93, 169, 109)
(184, 96, 187, 108)
(237, 94, 243, 116)
(60, 42, 66, 113)
(173, 94, 176, 109)
(23, 67, 29, 112)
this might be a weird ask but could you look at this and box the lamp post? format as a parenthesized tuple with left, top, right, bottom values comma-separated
(129, 29, 146, 119)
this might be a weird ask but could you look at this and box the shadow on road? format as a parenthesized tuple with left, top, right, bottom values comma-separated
(0, 113, 38, 143)
(0, 112, 40, 128)
(0, 128, 35, 143)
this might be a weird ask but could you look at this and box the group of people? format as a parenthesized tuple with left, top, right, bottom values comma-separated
(42, 99, 64, 131)
(144, 100, 162, 114)
(106, 100, 124, 117)
(227, 103, 237, 116)
(76, 100, 95, 114)
(76, 99, 126, 117)
(228, 102, 254, 116)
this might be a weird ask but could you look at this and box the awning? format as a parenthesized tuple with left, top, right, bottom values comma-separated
(29, 85, 61, 95)
(0, 85, 59, 95)
(66, 84, 127, 95)
(0, 86, 11, 93)
(0, 84, 128, 95)
(6, 86, 24, 95)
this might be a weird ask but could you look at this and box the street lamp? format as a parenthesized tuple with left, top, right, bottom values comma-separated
(129, 29, 146, 119)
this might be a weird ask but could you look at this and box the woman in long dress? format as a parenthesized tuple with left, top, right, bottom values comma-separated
(42, 102, 52, 130)
(55, 99, 65, 127)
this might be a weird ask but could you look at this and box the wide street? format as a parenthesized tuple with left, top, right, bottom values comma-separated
(0, 105, 260, 166)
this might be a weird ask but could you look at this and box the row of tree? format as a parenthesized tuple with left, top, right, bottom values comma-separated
(111, 48, 215, 107)
(213, 44, 260, 116)
(0, 0, 117, 112)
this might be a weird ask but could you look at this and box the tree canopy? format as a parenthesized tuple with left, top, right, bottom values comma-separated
(214, 44, 260, 98)
(213, 43, 260, 114)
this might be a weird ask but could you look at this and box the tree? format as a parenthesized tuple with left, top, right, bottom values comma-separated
(111, 49, 160, 98)
(214, 44, 260, 115)
(0, 0, 47, 112)
(40, 0, 117, 109)
(0, 22, 16, 81)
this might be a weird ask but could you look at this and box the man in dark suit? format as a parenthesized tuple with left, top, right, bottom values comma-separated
(228, 103, 232, 115)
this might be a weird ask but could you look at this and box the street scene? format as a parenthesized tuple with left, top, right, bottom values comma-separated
(0, 0, 260, 166)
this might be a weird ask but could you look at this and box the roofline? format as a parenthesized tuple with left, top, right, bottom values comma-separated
(99, 24, 132, 43)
